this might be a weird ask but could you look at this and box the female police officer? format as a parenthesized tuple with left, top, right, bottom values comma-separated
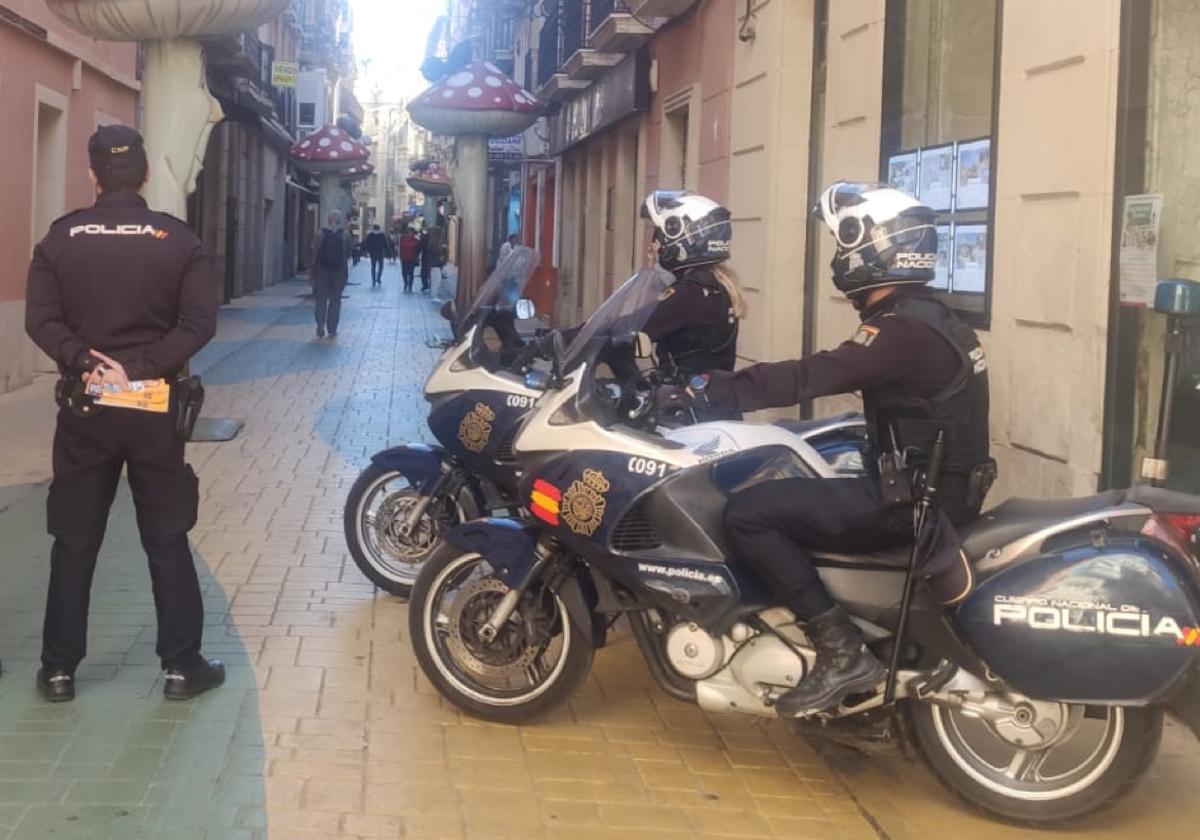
(24, 125, 224, 702)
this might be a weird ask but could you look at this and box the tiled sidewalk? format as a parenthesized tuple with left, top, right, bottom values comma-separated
(1, 262, 1198, 839)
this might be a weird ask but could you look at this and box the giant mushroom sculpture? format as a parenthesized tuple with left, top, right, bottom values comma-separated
(408, 61, 540, 303)
(46, 0, 291, 217)
(290, 125, 372, 222)
(406, 160, 452, 227)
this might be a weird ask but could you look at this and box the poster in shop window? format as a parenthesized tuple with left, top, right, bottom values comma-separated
(931, 224, 953, 290)
(956, 138, 991, 210)
(952, 225, 988, 294)
(1118, 194, 1163, 307)
(919, 144, 955, 211)
(887, 151, 919, 198)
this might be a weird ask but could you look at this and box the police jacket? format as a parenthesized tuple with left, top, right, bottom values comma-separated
(25, 189, 219, 380)
(706, 286, 990, 517)
(644, 267, 739, 377)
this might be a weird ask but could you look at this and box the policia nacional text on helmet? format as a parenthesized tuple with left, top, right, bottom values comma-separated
(23, 125, 224, 703)
(659, 183, 994, 717)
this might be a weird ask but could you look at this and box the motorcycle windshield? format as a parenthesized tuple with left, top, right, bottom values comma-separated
(460, 245, 541, 326)
(563, 265, 675, 370)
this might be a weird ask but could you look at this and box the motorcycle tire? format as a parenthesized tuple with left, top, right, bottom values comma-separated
(909, 699, 1162, 825)
(409, 543, 594, 724)
(344, 464, 453, 597)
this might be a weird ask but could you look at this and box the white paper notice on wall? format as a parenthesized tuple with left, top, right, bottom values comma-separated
(1119, 194, 1163, 307)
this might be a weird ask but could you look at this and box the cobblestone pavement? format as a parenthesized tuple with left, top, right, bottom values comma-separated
(0, 260, 1198, 839)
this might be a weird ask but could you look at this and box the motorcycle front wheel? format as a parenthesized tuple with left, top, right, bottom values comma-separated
(409, 544, 593, 724)
(344, 464, 458, 596)
(910, 698, 1162, 824)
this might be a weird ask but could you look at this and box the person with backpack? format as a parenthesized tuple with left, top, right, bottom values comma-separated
(310, 211, 351, 338)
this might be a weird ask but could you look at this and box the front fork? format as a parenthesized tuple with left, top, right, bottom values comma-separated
(398, 465, 459, 538)
(479, 535, 558, 642)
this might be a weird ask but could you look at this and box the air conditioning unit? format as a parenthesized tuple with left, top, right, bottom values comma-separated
(626, 0, 698, 17)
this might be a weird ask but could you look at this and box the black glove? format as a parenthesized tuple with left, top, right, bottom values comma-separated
(654, 384, 694, 415)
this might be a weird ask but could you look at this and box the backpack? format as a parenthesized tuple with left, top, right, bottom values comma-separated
(317, 229, 346, 271)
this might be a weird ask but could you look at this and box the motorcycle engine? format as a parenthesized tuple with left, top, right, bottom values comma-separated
(665, 622, 726, 679)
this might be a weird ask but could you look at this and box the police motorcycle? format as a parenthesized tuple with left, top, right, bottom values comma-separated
(343, 246, 552, 595)
(409, 264, 1200, 824)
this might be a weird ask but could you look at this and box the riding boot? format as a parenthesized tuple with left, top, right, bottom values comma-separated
(774, 606, 885, 717)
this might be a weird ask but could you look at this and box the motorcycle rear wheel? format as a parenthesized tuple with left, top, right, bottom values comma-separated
(344, 464, 456, 596)
(409, 544, 593, 724)
(910, 698, 1162, 824)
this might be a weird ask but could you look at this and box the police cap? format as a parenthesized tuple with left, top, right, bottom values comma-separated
(88, 125, 148, 182)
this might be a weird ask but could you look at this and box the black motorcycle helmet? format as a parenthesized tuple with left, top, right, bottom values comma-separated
(641, 190, 732, 272)
(814, 181, 938, 297)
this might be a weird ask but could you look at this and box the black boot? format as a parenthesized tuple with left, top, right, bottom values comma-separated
(774, 606, 885, 717)
(37, 667, 75, 703)
(163, 659, 225, 700)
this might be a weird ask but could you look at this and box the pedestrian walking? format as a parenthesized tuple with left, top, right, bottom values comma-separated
(498, 232, 520, 263)
(420, 225, 447, 293)
(23, 125, 224, 703)
(362, 224, 389, 287)
(311, 211, 351, 338)
(399, 227, 422, 292)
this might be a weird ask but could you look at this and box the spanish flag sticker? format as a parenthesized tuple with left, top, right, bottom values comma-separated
(530, 479, 562, 526)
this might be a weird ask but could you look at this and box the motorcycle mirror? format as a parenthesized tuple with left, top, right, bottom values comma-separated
(524, 370, 550, 391)
(514, 298, 536, 320)
(634, 331, 654, 359)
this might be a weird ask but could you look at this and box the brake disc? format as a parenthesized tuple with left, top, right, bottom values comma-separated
(444, 578, 539, 679)
(375, 492, 436, 559)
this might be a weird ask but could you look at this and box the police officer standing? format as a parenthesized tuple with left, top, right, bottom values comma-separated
(24, 125, 224, 702)
(661, 182, 992, 717)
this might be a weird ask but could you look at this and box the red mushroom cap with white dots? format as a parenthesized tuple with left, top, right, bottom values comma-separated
(290, 125, 371, 174)
(340, 162, 376, 182)
(408, 61, 541, 137)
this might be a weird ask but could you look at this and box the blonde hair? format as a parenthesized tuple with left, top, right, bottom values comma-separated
(712, 264, 748, 320)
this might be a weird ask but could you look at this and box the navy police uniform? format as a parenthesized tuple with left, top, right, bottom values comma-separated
(709, 286, 990, 619)
(24, 127, 218, 676)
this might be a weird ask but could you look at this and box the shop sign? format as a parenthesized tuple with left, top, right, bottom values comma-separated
(271, 60, 299, 88)
(489, 134, 525, 162)
(549, 50, 650, 155)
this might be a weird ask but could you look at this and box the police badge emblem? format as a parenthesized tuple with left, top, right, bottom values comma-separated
(560, 468, 611, 536)
(458, 402, 496, 453)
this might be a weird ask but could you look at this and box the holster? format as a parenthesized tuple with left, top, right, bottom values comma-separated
(966, 458, 998, 514)
(877, 451, 915, 508)
(176, 375, 205, 440)
(55, 375, 102, 418)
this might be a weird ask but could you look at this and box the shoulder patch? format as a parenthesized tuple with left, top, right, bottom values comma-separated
(659, 286, 677, 302)
(852, 325, 880, 347)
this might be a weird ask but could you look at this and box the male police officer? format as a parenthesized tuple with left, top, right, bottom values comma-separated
(663, 182, 991, 716)
(24, 125, 224, 702)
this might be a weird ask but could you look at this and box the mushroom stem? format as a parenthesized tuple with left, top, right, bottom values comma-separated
(319, 176, 346, 224)
(454, 134, 488, 308)
(140, 39, 224, 217)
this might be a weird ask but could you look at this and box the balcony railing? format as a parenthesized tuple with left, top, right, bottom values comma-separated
(536, 2, 562, 88)
(589, 0, 621, 26)
(561, 0, 587, 62)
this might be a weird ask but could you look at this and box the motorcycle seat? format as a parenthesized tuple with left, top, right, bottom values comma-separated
(960, 490, 1127, 558)
(812, 544, 912, 569)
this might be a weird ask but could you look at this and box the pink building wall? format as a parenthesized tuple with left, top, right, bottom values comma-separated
(0, 1, 138, 391)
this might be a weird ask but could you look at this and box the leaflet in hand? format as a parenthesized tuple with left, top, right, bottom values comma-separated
(87, 379, 171, 413)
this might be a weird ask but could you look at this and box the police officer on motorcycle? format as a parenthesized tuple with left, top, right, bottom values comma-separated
(640, 191, 745, 396)
(24, 125, 224, 702)
(661, 182, 992, 716)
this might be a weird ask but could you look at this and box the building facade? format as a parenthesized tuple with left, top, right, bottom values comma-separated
(0, 0, 139, 394)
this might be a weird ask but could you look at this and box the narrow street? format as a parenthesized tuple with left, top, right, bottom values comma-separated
(0, 260, 1198, 840)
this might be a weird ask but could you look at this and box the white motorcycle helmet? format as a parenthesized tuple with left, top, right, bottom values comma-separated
(641, 190, 732, 272)
(815, 181, 938, 297)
